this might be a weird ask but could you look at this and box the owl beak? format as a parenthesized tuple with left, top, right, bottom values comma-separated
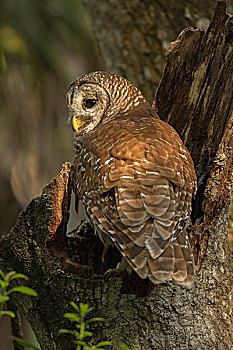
(71, 115, 87, 133)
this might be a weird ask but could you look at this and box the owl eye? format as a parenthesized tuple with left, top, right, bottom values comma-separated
(84, 98, 97, 109)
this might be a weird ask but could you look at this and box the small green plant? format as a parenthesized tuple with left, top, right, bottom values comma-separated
(0, 269, 37, 319)
(0, 268, 39, 350)
(59, 301, 112, 350)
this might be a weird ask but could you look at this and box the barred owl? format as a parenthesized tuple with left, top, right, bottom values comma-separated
(67, 71, 197, 287)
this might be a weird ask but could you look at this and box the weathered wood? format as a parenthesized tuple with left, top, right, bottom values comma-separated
(154, 0, 233, 268)
(0, 1, 233, 349)
(0, 163, 74, 349)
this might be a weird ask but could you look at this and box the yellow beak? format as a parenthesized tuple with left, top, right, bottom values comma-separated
(72, 116, 86, 133)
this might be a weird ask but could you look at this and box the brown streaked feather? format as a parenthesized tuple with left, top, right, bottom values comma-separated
(71, 72, 197, 287)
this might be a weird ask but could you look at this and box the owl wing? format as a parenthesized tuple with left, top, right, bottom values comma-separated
(80, 118, 196, 287)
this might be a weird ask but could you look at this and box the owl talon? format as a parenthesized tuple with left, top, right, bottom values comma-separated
(104, 267, 127, 279)
(116, 257, 132, 274)
(104, 257, 132, 279)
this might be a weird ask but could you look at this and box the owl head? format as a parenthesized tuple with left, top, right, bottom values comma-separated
(66, 71, 148, 136)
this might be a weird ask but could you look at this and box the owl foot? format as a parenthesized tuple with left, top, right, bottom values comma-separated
(104, 257, 132, 279)
(116, 257, 132, 274)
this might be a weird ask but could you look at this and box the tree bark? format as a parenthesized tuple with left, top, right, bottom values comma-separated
(82, 0, 233, 102)
(0, 1, 233, 349)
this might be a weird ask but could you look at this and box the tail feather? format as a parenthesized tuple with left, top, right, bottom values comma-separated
(148, 231, 195, 287)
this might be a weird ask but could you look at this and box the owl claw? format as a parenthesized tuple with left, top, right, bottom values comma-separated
(104, 257, 132, 279)
(104, 267, 126, 279)
(116, 257, 131, 272)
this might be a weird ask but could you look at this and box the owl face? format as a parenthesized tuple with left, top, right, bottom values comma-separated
(67, 71, 148, 137)
(67, 83, 110, 136)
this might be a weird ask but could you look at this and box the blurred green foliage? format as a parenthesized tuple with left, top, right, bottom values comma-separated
(0, 0, 100, 77)
(0, 269, 39, 349)
(0, 0, 101, 235)
(0, 269, 37, 320)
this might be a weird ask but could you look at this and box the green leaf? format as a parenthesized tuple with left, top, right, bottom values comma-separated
(74, 340, 88, 345)
(85, 317, 105, 325)
(0, 280, 9, 289)
(58, 329, 77, 335)
(83, 345, 92, 350)
(7, 286, 37, 296)
(119, 343, 130, 350)
(95, 341, 112, 347)
(64, 312, 80, 323)
(12, 336, 40, 350)
(0, 295, 9, 302)
(8, 273, 29, 282)
(1, 310, 15, 318)
(80, 303, 93, 317)
(5, 271, 17, 281)
(0, 269, 6, 280)
(83, 331, 92, 337)
(70, 301, 80, 312)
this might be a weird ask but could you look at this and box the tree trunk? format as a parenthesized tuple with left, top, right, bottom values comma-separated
(0, 1, 233, 349)
(82, 0, 233, 102)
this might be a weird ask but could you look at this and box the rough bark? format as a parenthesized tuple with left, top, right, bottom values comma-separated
(82, 0, 233, 102)
(0, 1, 233, 350)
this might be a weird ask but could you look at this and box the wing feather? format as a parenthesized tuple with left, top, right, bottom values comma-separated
(73, 113, 196, 286)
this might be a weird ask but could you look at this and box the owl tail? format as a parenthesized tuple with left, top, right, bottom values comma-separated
(147, 230, 195, 288)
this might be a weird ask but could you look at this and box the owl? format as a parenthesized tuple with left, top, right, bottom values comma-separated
(67, 71, 197, 287)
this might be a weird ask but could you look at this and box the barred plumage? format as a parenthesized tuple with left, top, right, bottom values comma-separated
(67, 71, 197, 287)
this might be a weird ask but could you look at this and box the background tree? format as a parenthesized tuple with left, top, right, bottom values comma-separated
(0, 0, 233, 349)
(0, 0, 101, 236)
